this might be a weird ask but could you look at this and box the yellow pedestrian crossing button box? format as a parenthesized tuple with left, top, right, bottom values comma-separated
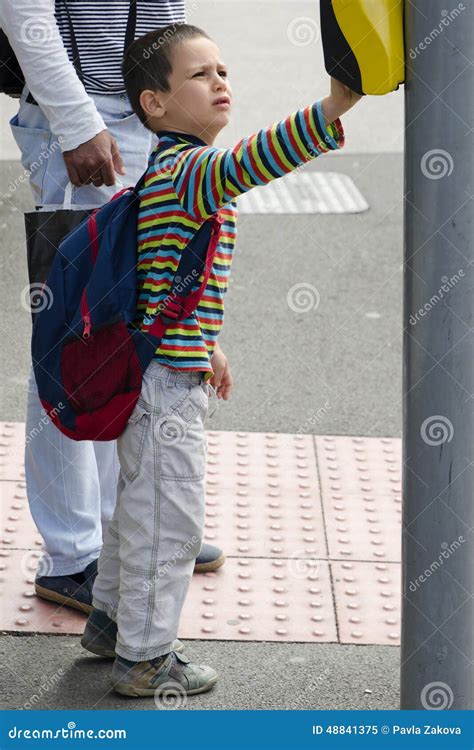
(320, 0, 405, 95)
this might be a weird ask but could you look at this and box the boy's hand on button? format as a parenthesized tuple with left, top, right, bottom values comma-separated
(210, 344, 234, 400)
(322, 76, 364, 125)
(330, 75, 364, 110)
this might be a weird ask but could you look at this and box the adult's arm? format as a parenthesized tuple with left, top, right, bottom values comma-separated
(1, 0, 125, 184)
(0, 0, 106, 152)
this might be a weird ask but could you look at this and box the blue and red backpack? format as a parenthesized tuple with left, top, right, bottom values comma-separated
(31, 171, 224, 441)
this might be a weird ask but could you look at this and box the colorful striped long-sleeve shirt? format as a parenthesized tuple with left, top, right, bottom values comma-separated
(135, 100, 345, 381)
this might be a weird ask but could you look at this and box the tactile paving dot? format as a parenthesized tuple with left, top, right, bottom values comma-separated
(316, 436, 402, 562)
(0, 481, 43, 549)
(0, 423, 26, 481)
(331, 561, 401, 645)
(180, 558, 337, 642)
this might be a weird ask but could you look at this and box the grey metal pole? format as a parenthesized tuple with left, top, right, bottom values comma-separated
(400, 0, 473, 709)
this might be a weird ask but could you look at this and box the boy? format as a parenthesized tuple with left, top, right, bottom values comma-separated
(81, 23, 362, 698)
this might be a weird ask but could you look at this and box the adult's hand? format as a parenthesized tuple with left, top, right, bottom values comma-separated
(62, 129, 126, 187)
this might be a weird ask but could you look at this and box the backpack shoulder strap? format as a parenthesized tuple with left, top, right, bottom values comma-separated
(132, 169, 148, 196)
(147, 212, 225, 339)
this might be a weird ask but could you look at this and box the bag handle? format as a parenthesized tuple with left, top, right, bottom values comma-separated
(63, 174, 124, 209)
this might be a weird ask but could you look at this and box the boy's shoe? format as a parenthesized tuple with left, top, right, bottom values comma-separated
(81, 607, 184, 658)
(112, 650, 217, 698)
(35, 558, 98, 615)
(194, 543, 226, 573)
(35, 544, 225, 614)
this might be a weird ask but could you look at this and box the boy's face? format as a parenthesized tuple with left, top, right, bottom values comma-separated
(140, 36, 232, 145)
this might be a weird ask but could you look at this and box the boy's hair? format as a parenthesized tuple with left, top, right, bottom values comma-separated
(122, 23, 211, 130)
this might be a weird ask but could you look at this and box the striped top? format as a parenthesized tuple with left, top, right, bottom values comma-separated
(135, 101, 345, 381)
(54, 0, 185, 94)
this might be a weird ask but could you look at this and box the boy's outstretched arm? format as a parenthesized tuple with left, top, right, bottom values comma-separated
(169, 100, 345, 222)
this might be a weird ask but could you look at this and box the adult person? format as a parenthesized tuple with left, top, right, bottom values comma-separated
(0, 0, 226, 615)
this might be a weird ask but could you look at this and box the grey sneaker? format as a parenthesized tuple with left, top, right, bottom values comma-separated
(81, 608, 184, 658)
(112, 650, 218, 697)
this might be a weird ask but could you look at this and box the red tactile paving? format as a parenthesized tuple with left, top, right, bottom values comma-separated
(205, 431, 318, 489)
(0, 481, 43, 550)
(180, 558, 337, 642)
(204, 431, 327, 559)
(331, 561, 401, 645)
(0, 423, 402, 645)
(0, 550, 337, 642)
(0, 422, 26, 482)
(316, 436, 402, 562)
